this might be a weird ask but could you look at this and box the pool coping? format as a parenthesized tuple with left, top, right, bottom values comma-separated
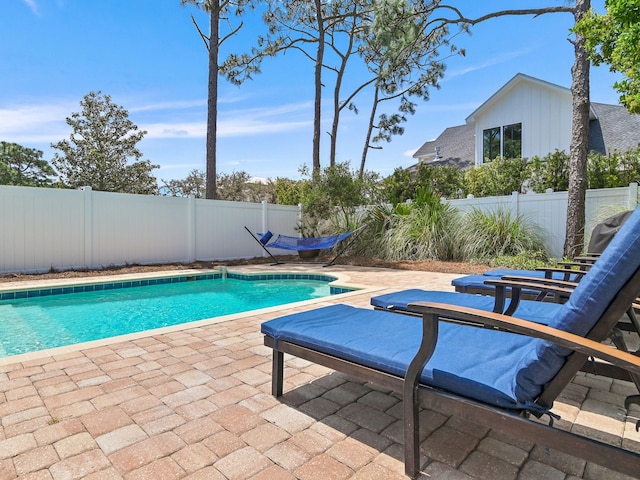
(0, 268, 356, 299)
(0, 267, 381, 366)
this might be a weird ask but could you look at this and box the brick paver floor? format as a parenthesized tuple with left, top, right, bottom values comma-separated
(0, 264, 639, 479)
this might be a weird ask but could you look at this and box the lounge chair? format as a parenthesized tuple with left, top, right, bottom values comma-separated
(451, 266, 587, 298)
(370, 286, 640, 389)
(244, 226, 357, 266)
(261, 206, 640, 478)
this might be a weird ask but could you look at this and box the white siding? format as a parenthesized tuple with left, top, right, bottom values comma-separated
(473, 81, 573, 165)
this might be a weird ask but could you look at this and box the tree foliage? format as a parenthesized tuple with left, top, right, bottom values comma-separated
(161, 169, 207, 197)
(161, 168, 278, 202)
(527, 150, 571, 193)
(297, 162, 382, 235)
(575, 0, 640, 113)
(587, 147, 640, 188)
(382, 163, 464, 204)
(217, 171, 277, 202)
(51, 91, 158, 194)
(357, 0, 456, 175)
(0, 141, 56, 187)
(222, 0, 458, 174)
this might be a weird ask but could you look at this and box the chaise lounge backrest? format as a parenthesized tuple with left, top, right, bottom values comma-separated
(513, 206, 640, 403)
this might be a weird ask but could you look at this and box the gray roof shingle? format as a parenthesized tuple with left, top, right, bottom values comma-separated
(589, 102, 640, 154)
(411, 123, 475, 170)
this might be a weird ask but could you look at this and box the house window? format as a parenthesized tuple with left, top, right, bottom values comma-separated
(482, 122, 522, 162)
(483, 127, 500, 161)
(503, 123, 522, 159)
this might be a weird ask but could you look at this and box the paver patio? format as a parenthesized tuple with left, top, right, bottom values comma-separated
(0, 264, 639, 479)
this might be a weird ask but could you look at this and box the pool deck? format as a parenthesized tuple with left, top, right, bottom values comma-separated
(0, 264, 639, 479)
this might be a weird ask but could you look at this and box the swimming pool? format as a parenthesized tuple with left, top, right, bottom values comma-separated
(0, 271, 352, 358)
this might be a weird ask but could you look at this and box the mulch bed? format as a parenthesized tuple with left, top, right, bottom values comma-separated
(0, 255, 490, 283)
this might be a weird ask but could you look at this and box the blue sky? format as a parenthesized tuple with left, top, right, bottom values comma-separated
(1, 0, 620, 183)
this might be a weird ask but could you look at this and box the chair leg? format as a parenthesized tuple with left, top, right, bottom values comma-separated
(403, 313, 439, 479)
(272, 350, 284, 397)
(609, 327, 640, 398)
(403, 386, 420, 479)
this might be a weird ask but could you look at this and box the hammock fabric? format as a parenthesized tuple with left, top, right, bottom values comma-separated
(262, 231, 353, 251)
(245, 226, 360, 266)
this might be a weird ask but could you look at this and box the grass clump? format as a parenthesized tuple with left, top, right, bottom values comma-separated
(368, 188, 460, 261)
(456, 208, 548, 262)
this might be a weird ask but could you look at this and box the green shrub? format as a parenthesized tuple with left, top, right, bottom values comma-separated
(527, 150, 570, 192)
(372, 188, 460, 261)
(488, 251, 549, 270)
(457, 208, 548, 261)
(463, 157, 529, 197)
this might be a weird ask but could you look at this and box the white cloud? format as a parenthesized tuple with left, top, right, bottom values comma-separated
(404, 148, 418, 158)
(0, 98, 313, 144)
(446, 48, 533, 79)
(142, 122, 206, 139)
(0, 102, 73, 143)
(142, 101, 313, 139)
(22, 0, 39, 15)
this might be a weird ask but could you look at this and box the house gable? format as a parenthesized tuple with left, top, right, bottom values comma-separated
(467, 73, 573, 166)
(412, 73, 640, 171)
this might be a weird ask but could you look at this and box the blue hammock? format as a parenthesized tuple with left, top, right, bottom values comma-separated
(244, 227, 357, 266)
(262, 231, 353, 251)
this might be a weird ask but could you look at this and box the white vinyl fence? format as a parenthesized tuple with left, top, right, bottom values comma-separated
(0, 185, 301, 274)
(1, 183, 638, 273)
(446, 183, 639, 257)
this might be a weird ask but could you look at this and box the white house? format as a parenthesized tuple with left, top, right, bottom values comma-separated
(412, 73, 640, 169)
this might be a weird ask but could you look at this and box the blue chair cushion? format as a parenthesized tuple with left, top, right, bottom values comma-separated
(451, 275, 491, 293)
(262, 304, 554, 409)
(370, 289, 561, 325)
(451, 274, 542, 296)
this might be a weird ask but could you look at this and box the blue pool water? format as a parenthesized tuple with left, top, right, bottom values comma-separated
(0, 275, 341, 357)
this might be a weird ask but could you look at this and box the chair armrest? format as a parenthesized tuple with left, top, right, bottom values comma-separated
(555, 262, 593, 270)
(499, 276, 579, 290)
(534, 266, 589, 279)
(484, 278, 574, 311)
(407, 301, 640, 377)
(572, 255, 599, 263)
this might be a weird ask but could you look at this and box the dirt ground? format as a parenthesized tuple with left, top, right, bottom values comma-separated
(0, 255, 490, 283)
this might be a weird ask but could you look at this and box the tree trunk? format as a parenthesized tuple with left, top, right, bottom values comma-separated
(312, 0, 324, 173)
(564, 0, 590, 257)
(329, 54, 347, 168)
(205, 2, 220, 200)
(360, 86, 379, 177)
